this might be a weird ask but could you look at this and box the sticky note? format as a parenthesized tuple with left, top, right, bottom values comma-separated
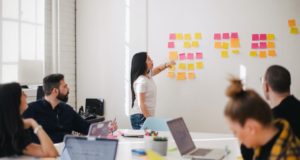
(169, 65, 176, 71)
(169, 51, 178, 60)
(259, 51, 267, 58)
(167, 72, 175, 78)
(196, 52, 203, 59)
(260, 34, 267, 40)
(249, 51, 257, 57)
(230, 39, 240, 48)
(188, 63, 195, 70)
(146, 149, 164, 160)
(260, 42, 267, 49)
(268, 50, 276, 57)
(179, 53, 186, 60)
(184, 41, 191, 48)
(267, 34, 275, 40)
(231, 32, 239, 39)
(251, 43, 259, 49)
(194, 33, 202, 39)
(176, 33, 183, 40)
(178, 63, 186, 70)
(169, 33, 176, 40)
(176, 72, 186, 80)
(290, 27, 299, 34)
(214, 42, 222, 49)
(267, 42, 275, 48)
(288, 19, 296, 27)
(192, 41, 199, 48)
(222, 42, 229, 49)
(221, 50, 229, 58)
(252, 34, 259, 41)
(232, 50, 239, 54)
(223, 33, 230, 39)
(187, 53, 194, 60)
(188, 72, 196, 80)
(214, 33, 221, 40)
(184, 34, 191, 40)
(168, 42, 175, 48)
(196, 62, 204, 69)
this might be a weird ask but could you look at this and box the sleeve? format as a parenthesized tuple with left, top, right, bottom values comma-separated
(19, 129, 33, 154)
(72, 109, 90, 134)
(134, 77, 147, 94)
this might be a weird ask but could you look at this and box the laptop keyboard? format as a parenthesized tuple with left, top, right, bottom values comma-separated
(190, 148, 211, 156)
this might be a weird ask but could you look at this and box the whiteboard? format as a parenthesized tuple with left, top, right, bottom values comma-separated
(147, 0, 300, 132)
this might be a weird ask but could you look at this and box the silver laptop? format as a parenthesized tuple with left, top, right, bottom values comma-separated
(88, 120, 112, 138)
(61, 135, 118, 160)
(167, 117, 225, 160)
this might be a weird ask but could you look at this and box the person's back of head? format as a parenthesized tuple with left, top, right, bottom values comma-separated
(43, 73, 64, 96)
(264, 65, 291, 94)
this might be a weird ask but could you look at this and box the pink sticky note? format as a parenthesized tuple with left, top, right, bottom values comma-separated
(214, 33, 221, 40)
(169, 33, 176, 40)
(260, 34, 267, 40)
(187, 53, 194, 60)
(260, 42, 267, 49)
(179, 53, 186, 60)
(223, 33, 230, 39)
(168, 42, 175, 48)
(252, 43, 259, 49)
(252, 34, 259, 41)
(196, 52, 203, 59)
(231, 32, 238, 38)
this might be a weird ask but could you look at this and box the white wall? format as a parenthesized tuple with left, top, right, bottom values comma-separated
(76, 0, 300, 133)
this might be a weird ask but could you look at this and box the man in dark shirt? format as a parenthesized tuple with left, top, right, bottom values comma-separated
(23, 74, 90, 143)
(241, 65, 300, 160)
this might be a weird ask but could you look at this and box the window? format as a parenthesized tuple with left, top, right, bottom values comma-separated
(1, 0, 45, 84)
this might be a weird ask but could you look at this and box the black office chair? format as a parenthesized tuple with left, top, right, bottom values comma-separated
(81, 98, 105, 123)
(36, 85, 44, 100)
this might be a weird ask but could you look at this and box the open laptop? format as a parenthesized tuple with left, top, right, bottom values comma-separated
(88, 120, 112, 138)
(61, 135, 118, 160)
(167, 117, 225, 160)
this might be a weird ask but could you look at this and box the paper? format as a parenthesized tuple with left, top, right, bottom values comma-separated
(214, 33, 221, 40)
(290, 27, 299, 34)
(169, 33, 176, 40)
(214, 42, 222, 49)
(146, 149, 164, 160)
(191, 41, 199, 48)
(267, 42, 275, 48)
(178, 63, 186, 70)
(168, 42, 175, 48)
(179, 53, 186, 60)
(176, 72, 186, 80)
(184, 34, 191, 40)
(188, 63, 195, 70)
(268, 50, 276, 57)
(230, 39, 240, 48)
(232, 50, 239, 54)
(184, 41, 191, 48)
(194, 33, 202, 39)
(196, 52, 203, 59)
(231, 32, 239, 39)
(267, 34, 275, 40)
(252, 34, 259, 41)
(259, 51, 267, 58)
(221, 50, 229, 58)
(222, 42, 229, 49)
(288, 19, 296, 27)
(196, 62, 204, 69)
(167, 72, 175, 78)
(251, 43, 259, 49)
(169, 65, 176, 71)
(176, 33, 183, 40)
(260, 42, 267, 49)
(169, 51, 178, 60)
(249, 51, 257, 57)
(223, 33, 230, 39)
(187, 53, 194, 60)
(260, 34, 267, 40)
(188, 72, 196, 80)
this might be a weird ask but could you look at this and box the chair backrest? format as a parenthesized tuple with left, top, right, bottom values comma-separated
(141, 117, 169, 131)
(85, 98, 104, 116)
(36, 85, 44, 100)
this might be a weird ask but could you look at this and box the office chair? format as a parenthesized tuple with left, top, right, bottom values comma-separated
(36, 85, 44, 100)
(85, 98, 104, 116)
(141, 117, 169, 131)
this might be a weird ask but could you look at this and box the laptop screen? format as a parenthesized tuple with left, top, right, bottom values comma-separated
(167, 117, 196, 155)
(61, 136, 118, 160)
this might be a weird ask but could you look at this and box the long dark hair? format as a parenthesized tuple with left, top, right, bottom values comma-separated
(130, 52, 147, 107)
(0, 82, 25, 155)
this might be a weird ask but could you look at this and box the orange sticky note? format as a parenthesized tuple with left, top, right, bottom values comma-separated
(288, 19, 296, 27)
(230, 39, 240, 48)
(232, 50, 239, 54)
(169, 51, 178, 60)
(176, 72, 186, 80)
(290, 27, 299, 34)
(194, 33, 202, 39)
(184, 41, 191, 48)
(268, 50, 277, 57)
(167, 72, 175, 78)
(259, 51, 267, 58)
(222, 42, 229, 49)
(191, 41, 199, 48)
(184, 34, 191, 40)
(267, 34, 275, 40)
(188, 63, 195, 70)
(188, 72, 196, 80)
(249, 51, 257, 57)
(267, 42, 275, 48)
(176, 33, 183, 40)
(178, 63, 186, 70)
(221, 50, 229, 58)
(214, 42, 222, 49)
(196, 62, 204, 69)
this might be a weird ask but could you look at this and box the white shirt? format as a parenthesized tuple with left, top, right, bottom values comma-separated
(130, 75, 157, 116)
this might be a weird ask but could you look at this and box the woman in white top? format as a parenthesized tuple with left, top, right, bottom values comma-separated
(130, 52, 175, 129)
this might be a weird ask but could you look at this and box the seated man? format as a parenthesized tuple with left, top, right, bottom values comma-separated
(23, 74, 90, 143)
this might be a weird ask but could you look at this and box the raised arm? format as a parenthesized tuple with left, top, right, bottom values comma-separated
(151, 60, 176, 76)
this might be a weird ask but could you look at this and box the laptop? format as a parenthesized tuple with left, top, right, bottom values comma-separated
(61, 135, 118, 160)
(167, 117, 225, 160)
(88, 120, 112, 138)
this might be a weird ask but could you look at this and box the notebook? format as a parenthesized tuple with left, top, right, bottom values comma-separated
(167, 117, 226, 160)
(61, 135, 118, 160)
(88, 120, 113, 138)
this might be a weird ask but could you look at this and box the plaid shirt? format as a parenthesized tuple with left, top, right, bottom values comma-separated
(254, 119, 300, 160)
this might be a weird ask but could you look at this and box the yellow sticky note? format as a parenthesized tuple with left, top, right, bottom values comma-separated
(267, 34, 275, 40)
(232, 50, 239, 54)
(184, 41, 191, 48)
(214, 42, 222, 49)
(184, 34, 191, 40)
(188, 63, 195, 70)
(178, 63, 186, 70)
(191, 41, 199, 48)
(290, 27, 299, 34)
(167, 72, 175, 78)
(176, 72, 186, 80)
(194, 33, 202, 39)
(288, 19, 296, 27)
(188, 72, 196, 80)
(176, 33, 183, 40)
(268, 50, 277, 57)
(249, 51, 257, 57)
(230, 39, 240, 48)
(267, 42, 275, 49)
(222, 42, 229, 49)
(259, 51, 267, 58)
(196, 62, 204, 69)
(146, 149, 164, 160)
(221, 50, 229, 58)
(169, 51, 178, 60)
(169, 65, 176, 71)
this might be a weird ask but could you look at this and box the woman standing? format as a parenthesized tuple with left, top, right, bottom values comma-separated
(130, 52, 175, 129)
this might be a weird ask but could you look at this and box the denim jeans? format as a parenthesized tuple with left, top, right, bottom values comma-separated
(130, 113, 146, 130)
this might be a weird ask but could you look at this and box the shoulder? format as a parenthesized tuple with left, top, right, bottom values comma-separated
(59, 103, 76, 112)
(135, 75, 148, 84)
(28, 100, 44, 108)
